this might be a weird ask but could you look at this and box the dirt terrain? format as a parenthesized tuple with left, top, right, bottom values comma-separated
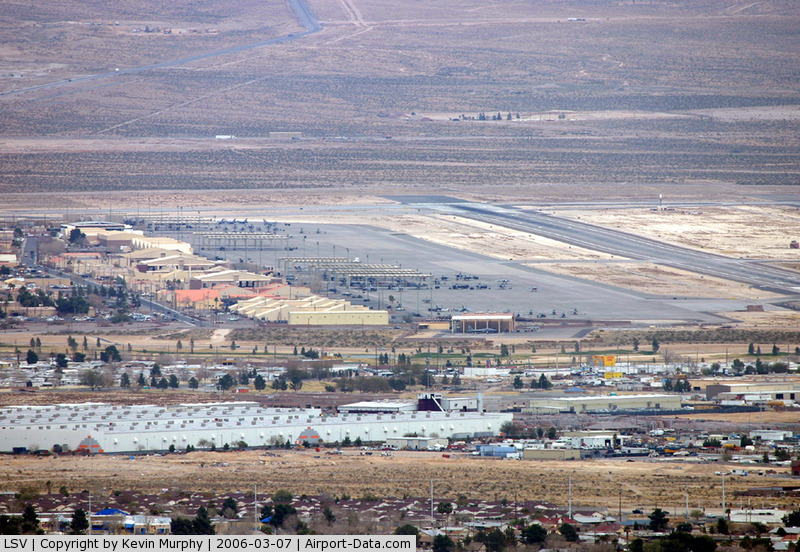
(553, 205, 800, 260)
(2, 450, 795, 514)
(0, 0, 798, 196)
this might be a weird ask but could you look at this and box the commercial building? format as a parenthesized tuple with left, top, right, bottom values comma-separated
(338, 401, 417, 415)
(339, 394, 482, 415)
(0, 401, 512, 454)
(524, 393, 682, 414)
(706, 383, 800, 403)
(522, 448, 580, 461)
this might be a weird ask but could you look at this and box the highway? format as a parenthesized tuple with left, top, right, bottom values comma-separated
(453, 203, 800, 295)
(0, 0, 321, 99)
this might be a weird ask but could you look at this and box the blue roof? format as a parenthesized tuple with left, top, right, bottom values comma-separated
(95, 508, 129, 516)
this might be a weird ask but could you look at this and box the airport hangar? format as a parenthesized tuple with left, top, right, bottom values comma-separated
(451, 313, 515, 333)
(0, 399, 511, 454)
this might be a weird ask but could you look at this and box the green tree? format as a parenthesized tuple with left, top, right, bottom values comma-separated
(560, 522, 578, 542)
(68, 228, 85, 244)
(120, 373, 131, 388)
(323, 506, 336, 526)
(169, 374, 179, 389)
(188, 377, 199, 389)
(272, 489, 293, 503)
(171, 518, 196, 534)
(538, 374, 552, 390)
(55, 353, 69, 369)
(70, 509, 89, 534)
(221, 497, 238, 518)
(192, 506, 215, 534)
(512, 375, 523, 389)
(783, 509, 800, 527)
(521, 523, 547, 544)
(432, 534, 455, 552)
(652, 338, 660, 353)
(475, 528, 507, 552)
(254, 374, 266, 390)
(26, 349, 38, 365)
(715, 517, 729, 535)
(137, 373, 146, 387)
(100, 345, 121, 363)
(633, 337, 640, 351)
(270, 504, 296, 528)
(649, 508, 670, 532)
(21, 504, 40, 534)
(218, 374, 235, 391)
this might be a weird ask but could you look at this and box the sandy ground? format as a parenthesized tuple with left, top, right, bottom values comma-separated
(715, 310, 800, 329)
(2, 450, 795, 513)
(528, 261, 780, 300)
(551, 205, 800, 260)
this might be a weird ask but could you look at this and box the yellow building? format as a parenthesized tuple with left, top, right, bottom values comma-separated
(592, 355, 616, 368)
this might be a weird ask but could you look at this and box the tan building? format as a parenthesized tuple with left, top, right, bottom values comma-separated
(231, 294, 388, 325)
(130, 235, 193, 254)
(525, 393, 682, 413)
(0, 253, 18, 266)
(288, 309, 388, 326)
(190, 267, 275, 289)
(522, 448, 580, 461)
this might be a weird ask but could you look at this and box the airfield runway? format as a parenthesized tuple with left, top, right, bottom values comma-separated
(178, 197, 800, 330)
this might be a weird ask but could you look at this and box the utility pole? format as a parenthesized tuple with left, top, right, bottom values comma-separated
(568, 472, 572, 519)
(685, 482, 689, 520)
(430, 478, 434, 525)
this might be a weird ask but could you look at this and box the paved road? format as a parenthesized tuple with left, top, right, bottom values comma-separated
(452, 203, 800, 295)
(0, 0, 321, 99)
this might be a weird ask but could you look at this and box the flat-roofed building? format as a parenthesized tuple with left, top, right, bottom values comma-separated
(130, 235, 193, 255)
(0, 401, 512, 453)
(190, 268, 274, 289)
(706, 382, 800, 400)
(339, 401, 417, 414)
(232, 294, 388, 326)
(524, 393, 682, 413)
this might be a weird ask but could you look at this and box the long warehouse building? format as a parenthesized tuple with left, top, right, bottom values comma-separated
(0, 402, 512, 454)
